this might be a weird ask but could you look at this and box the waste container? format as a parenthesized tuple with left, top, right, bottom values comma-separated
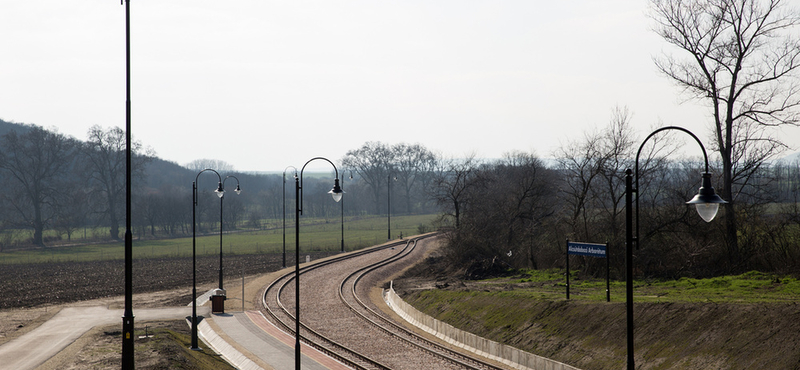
(210, 288, 226, 314)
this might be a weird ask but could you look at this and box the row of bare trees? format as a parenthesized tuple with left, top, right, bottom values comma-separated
(0, 123, 440, 248)
(1, 119, 798, 277)
(0, 125, 151, 246)
(341, 141, 439, 215)
(434, 117, 800, 278)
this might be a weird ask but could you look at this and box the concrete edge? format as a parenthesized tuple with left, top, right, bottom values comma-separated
(188, 289, 216, 307)
(193, 317, 266, 370)
(384, 285, 581, 370)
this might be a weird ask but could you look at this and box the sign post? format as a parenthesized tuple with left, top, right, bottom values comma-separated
(566, 241, 610, 302)
(565, 239, 570, 299)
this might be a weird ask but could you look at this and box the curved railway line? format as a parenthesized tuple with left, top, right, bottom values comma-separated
(259, 235, 507, 370)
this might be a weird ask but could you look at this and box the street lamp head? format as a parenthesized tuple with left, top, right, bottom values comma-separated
(234, 184, 242, 195)
(329, 178, 344, 203)
(686, 172, 727, 222)
(215, 182, 225, 198)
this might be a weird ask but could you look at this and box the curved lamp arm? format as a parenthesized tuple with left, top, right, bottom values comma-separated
(223, 175, 242, 197)
(632, 126, 726, 235)
(298, 157, 343, 215)
(195, 168, 224, 203)
(283, 165, 298, 182)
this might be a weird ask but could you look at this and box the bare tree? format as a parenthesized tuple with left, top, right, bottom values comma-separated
(582, 107, 640, 251)
(439, 152, 557, 272)
(342, 142, 393, 214)
(392, 143, 438, 214)
(429, 154, 480, 229)
(83, 125, 150, 240)
(0, 126, 78, 246)
(553, 129, 605, 240)
(54, 188, 90, 241)
(650, 0, 800, 269)
(184, 158, 236, 172)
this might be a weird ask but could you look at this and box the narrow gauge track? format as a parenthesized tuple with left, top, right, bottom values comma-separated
(260, 235, 507, 370)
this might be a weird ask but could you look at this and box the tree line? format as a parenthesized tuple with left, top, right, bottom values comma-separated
(432, 111, 800, 279)
(0, 121, 440, 249)
(0, 117, 798, 277)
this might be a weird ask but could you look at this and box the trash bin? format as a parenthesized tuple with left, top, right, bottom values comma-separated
(210, 288, 226, 314)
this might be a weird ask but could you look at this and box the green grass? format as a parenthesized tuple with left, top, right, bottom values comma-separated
(498, 268, 800, 303)
(405, 269, 800, 370)
(0, 214, 438, 265)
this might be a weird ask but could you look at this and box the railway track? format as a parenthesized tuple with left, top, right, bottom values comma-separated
(259, 235, 507, 370)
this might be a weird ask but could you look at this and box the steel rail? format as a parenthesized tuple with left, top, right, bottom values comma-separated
(339, 239, 505, 370)
(261, 233, 501, 370)
(261, 241, 407, 370)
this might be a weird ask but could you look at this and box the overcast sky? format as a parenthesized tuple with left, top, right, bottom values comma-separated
(2, 0, 799, 172)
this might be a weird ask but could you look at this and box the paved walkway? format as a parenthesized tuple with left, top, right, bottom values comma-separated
(0, 305, 205, 370)
(200, 310, 350, 370)
(0, 290, 350, 370)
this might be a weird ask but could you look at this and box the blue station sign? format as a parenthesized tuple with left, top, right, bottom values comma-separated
(567, 242, 607, 258)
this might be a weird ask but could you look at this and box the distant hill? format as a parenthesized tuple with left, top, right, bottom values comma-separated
(141, 156, 195, 190)
(779, 151, 800, 163)
(0, 117, 192, 190)
(0, 118, 34, 137)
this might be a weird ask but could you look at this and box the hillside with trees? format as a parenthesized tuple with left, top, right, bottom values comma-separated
(1, 116, 799, 277)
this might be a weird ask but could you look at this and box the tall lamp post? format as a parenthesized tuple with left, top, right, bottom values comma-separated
(219, 175, 241, 290)
(387, 174, 396, 240)
(283, 166, 298, 268)
(121, 0, 134, 367)
(191, 169, 224, 350)
(295, 157, 343, 370)
(625, 126, 726, 370)
(340, 172, 352, 252)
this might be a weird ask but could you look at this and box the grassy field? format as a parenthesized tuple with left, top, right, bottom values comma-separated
(0, 214, 438, 265)
(475, 268, 800, 303)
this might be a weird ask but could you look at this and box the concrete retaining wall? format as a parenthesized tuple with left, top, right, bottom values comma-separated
(384, 285, 580, 370)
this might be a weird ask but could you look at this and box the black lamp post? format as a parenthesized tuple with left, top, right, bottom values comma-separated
(387, 174, 396, 240)
(121, 1, 134, 367)
(219, 175, 241, 290)
(340, 172, 352, 252)
(625, 126, 726, 370)
(191, 169, 224, 350)
(295, 157, 343, 370)
(283, 166, 298, 268)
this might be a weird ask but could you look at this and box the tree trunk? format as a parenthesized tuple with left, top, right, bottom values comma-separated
(33, 202, 44, 246)
(109, 203, 121, 240)
(722, 141, 739, 271)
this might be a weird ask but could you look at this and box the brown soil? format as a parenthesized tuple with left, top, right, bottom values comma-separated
(0, 252, 335, 309)
(394, 252, 800, 370)
(0, 252, 333, 368)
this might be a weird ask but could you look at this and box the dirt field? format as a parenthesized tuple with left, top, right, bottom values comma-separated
(0, 252, 334, 369)
(0, 253, 325, 309)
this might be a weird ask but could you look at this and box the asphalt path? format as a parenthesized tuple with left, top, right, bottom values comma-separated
(0, 288, 347, 370)
(0, 305, 206, 370)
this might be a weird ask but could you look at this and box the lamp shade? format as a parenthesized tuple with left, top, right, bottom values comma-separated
(215, 182, 225, 198)
(329, 178, 344, 203)
(686, 172, 727, 222)
(234, 184, 242, 195)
